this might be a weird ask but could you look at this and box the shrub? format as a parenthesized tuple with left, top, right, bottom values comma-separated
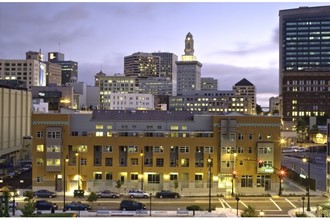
(186, 205, 202, 211)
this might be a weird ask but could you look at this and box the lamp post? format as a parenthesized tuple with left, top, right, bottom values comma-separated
(140, 150, 144, 191)
(302, 156, 311, 211)
(63, 156, 68, 212)
(208, 155, 212, 212)
(75, 152, 80, 190)
(302, 196, 305, 214)
(232, 171, 236, 197)
(235, 196, 240, 216)
(149, 193, 152, 216)
(278, 170, 285, 196)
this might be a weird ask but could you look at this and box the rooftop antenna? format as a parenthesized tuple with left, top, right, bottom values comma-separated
(59, 42, 61, 52)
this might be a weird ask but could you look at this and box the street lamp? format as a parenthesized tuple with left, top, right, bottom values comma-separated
(63, 156, 68, 212)
(75, 152, 80, 190)
(302, 156, 311, 211)
(278, 170, 285, 196)
(149, 193, 152, 216)
(232, 171, 236, 197)
(140, 150, 144, 191)
(302, 196, 305, 214)
(235, 196, 240, 216)
(208, 155, 212, 212)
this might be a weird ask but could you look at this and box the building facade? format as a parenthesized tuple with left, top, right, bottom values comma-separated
(0, 83, 32, 174)
(124, 52, 161, 78)
(233, 78, 256, 114)
(279, 6, 330, 122)
(31, 110, 281, 196)
(201, 77, 218, 91)
(0, 51, 46, 90)
(109, 93, 154, 110)
(48, 52, 78, 86)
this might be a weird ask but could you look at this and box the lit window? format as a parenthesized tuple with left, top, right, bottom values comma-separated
(36, 145, 44, 152)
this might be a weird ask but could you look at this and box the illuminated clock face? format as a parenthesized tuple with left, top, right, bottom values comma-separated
(187, 37, 190, 40)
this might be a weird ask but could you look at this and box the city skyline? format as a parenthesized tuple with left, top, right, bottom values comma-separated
(0, 1, 328, 107)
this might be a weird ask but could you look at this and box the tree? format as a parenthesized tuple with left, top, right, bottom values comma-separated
(173, 179, 179, 191)
(115, 180, 122, 194)
(86, 192, 98, 210)
(21, 191, 36, 217)
(241, 205, 258, 217)
(256, 104, 263, 115)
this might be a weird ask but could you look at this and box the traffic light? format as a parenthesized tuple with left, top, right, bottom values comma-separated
(258, 160, 264, 168)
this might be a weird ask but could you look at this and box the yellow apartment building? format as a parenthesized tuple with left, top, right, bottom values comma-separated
(31, 110, 281, 196)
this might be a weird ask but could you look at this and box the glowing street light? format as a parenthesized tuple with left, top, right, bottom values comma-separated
(208, 155, 212, 212)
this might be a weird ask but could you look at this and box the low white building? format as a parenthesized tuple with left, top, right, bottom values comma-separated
(109, 93, 154, 110)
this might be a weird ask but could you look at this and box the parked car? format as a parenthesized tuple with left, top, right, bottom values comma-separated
(64, 201, 91, 211)
(119, 199, 146, 211)
(22, 164, 32, 171)
(35, 200, 58, 210)
(155, 190, 180, 198)
(96, 190, 120, 198)
(34, 189, 57, 198)
(73, 189, 85, 198)
(128, 189, 149, 198)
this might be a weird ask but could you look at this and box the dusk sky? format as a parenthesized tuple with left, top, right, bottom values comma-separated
(0, 1, 328, 107)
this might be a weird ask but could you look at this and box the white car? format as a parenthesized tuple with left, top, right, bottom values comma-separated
(128, 189, 150, 198)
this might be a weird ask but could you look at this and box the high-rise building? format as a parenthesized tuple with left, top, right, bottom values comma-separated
(279, 6, 330, 122)
(233, 78, 256, 114)
(124, 52, 161, 78)
(48, 52, 78, 85)
(201, 77, 218, 91)
(151, 52, 178, 96)
(176, 32, 202, 94)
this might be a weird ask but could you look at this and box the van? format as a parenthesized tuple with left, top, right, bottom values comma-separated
(119, 199, 146, 211)
(73, 189, 84, 198)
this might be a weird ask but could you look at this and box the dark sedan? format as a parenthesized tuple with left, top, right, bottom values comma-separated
(155, 190, 180, 198)
(35, 200, 58, 210)
(64, 201, 91, 211)
(96, 190, 120, 198)
(34, 189, 57, 198)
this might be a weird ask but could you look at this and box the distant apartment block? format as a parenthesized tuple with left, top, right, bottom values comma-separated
(269, 96, 280, 115)
(169, 78, 256, 114)
(201, 77, 218, 90)
(110, 93, 154, 110)
(0, 51, 47, 90)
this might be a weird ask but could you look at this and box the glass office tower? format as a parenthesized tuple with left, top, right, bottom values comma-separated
(279, 6, 330, 122)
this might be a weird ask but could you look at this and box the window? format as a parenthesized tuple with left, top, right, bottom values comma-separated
(156, 158, 164, 167)
(37, 131, 44, 138)
(248, 133, 253, 140)
(258, 133, 262, 140)
(105, 173, 112, 180)
(241, 175, 253, 187)
(204, 146, 214, 153)
(103, 146, 112, 152)
(170, 125, 179, 130)
(95, 125, 103, 129)
(47, 145, 61, 152)
(94, 172, 102, 180)
(258, 147, 273, 154)
(128, 146, 138, 153)
(248, 147, 252, 154)
(153, 146, 164, 153)
(47, 131, 61, 139)
(96, 132, 103, 137)
(195, 174, 203, 181)
(131, 158, 138, 166)
(107, 132, 112, 137)
(179, 146, 189, 153)
(36, 144, 44, 152)
(36, 176, 43, 183)
(94, 158, 101, 166)
(237, 146, 244, 154)
(81, 158, 87, 165)
(36, 158, 43, 165)
(46, 159, 60, 166)
(131, 174, 138, 180)
(238, 133, 244, 140)
(221, 147, 235, 154)
(267, 134, 271, 139)
(105, 158, 113, 166)
(170, 174, 178, 180)
(148, 174, 160, 184)
(181, 158, 189, 167)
